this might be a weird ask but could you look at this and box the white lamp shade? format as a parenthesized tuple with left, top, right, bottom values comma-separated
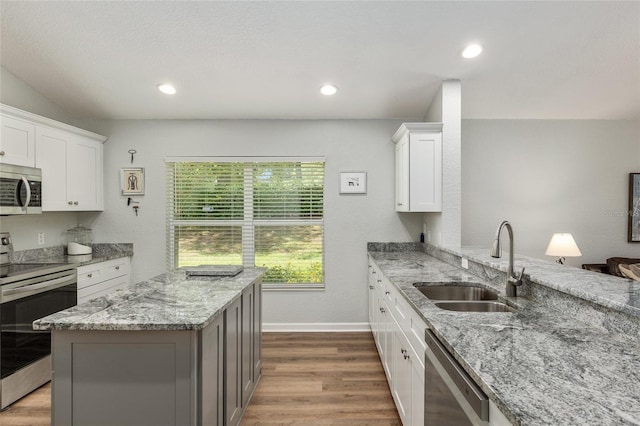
(545, 233, 582, 257)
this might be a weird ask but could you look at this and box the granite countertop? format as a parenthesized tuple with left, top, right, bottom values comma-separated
(10, 243, 134, 267)
(436, 244, 640, 319)
(33, 268, 265, 331)
(368, 249, 640, 426)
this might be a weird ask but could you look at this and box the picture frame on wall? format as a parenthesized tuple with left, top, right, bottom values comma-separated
(339, 172, 367, 194)
(121, 167, 145, 195)
(629, 173, 640, 242)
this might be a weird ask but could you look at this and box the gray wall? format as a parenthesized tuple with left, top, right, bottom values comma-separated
(1, 67, 74, 126)
(76, 119, 423, 327)
(462, 119, 640, 267)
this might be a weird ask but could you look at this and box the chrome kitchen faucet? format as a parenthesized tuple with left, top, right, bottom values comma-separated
(490, 220, 525, 297)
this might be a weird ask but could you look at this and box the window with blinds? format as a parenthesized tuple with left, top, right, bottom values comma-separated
(166, 158, 325, 287)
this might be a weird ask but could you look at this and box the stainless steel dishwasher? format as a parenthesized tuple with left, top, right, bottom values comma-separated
(424, 329, 489, 425)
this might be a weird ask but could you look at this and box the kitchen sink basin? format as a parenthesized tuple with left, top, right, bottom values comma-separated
(434, 301, 516, 313)
(413, 283, 499, 301)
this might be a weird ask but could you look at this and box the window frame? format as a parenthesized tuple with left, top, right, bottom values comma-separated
(165, 156, 326, 290)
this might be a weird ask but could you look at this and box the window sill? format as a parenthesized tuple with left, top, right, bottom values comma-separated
(263, 283, 325, 292)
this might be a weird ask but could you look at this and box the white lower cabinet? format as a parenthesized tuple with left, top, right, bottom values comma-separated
(77, 257, 130, 304)
(368, 255, 426, 425)
(369, 256, 513, 426)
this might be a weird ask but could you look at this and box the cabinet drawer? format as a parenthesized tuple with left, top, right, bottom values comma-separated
(78, 275, 128, 304)
(407, 309, 428, 356)
(391, 291, 410, 331)
(77, 257, 130, 289)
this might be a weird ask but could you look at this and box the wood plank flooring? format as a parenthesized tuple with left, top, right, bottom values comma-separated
(240, 332, 401, 425)
(0, 382, 51, 426)
(0, 332, 400, 425)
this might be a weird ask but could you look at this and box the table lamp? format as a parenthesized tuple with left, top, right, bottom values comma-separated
(545, 233, 582, 265)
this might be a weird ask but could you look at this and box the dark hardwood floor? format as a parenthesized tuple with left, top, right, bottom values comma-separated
(0, 332, 400, 425)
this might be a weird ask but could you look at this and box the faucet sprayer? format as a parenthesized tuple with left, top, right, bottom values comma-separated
(490, 220, 525, 297)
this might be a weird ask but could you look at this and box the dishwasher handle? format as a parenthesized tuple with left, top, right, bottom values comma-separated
(425, 329, 489, 421)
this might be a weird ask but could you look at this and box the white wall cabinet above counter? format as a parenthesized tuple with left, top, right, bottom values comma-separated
(392, 123, 443, 212)
(0, 115, 36, 167)
(0, 103, 107, 211)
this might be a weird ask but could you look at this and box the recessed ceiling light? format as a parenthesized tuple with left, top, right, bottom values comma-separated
(320, 84, 338, 96)
(460, 44, 483, 59)
(157, 83, 177, 95)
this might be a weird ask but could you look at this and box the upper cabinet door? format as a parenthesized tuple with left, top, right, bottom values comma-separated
(408, 132, 442, 212)
(67, 137, 103, 211)
(36, 126, 70, 210)
(36, 126, 104, 211)
(0, 115, 36, 167)
(392, 123, 443, 213)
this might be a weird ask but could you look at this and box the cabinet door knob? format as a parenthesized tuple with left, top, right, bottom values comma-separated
(73, 201, 79, 205)
(68, 201, 73, 205)
(404, 353, 410, 360)
(0, 151, 5, 156)
(115, 266, 120, 270)
(87, 273, 92, 278)
(377, 279, 381, 283)
(369, 285, 374, 290)
(385, 291, 390, 295)
(380, 307, 386, 313)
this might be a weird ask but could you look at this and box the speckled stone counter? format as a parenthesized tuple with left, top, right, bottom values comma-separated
(34, 268, 265, 331)
(368, 245, 640, 426)
(10, 243, 134, 266)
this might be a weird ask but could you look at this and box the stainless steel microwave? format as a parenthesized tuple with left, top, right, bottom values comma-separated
(0, 163, 42, 215)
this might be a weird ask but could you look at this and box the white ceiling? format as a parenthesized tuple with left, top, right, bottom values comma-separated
(1, 1, 638, 120)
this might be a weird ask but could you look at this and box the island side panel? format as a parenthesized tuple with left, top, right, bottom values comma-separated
(51, 330, 197, 426)
(200, 313, 224, 425)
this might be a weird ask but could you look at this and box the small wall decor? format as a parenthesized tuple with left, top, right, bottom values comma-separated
(340, 171, 367, 194)
(121, 167, 145, 195)
(629, 173, 640, 242)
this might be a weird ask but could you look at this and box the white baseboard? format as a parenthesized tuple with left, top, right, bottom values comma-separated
(263, 322, 371, 332)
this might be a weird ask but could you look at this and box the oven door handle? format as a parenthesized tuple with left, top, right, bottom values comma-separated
(2, 275, 75, 301)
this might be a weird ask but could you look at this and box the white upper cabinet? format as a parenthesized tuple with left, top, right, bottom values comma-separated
(36, 126, 104, 211)
(0, 115, 36, 167)
(1, 104, 107, 212)
(392, 123, 443, 212)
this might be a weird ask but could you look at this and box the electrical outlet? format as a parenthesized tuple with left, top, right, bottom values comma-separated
(38, 232, 45, 245)
(461, 258, 469, 269)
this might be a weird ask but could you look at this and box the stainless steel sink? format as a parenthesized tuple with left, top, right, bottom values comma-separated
(413, 283, 499, 301)
(434, 301, 516, 313)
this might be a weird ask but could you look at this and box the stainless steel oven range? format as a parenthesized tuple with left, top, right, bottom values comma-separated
(0, 233, 77, 410)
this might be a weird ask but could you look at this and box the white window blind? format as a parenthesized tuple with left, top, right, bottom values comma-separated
(166, 159, 324, 286)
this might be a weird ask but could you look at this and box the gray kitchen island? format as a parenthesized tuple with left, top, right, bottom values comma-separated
(33, 268, 265, 426)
